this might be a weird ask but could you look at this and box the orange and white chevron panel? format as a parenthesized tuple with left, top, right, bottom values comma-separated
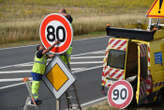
(147, 44, 151, 67)
(102, 66, 125, 87)
(107, 39, 128, 51)
(102, 38, 128, 87)
(139, 44, 153, 99)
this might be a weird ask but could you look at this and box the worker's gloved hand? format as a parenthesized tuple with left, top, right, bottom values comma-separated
(56, 41, 60, 45)
(53, 41, 60, 46)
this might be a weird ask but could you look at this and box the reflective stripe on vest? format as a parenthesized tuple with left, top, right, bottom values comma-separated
(32, 52, 47, 75)
(34, 56, 46, 65)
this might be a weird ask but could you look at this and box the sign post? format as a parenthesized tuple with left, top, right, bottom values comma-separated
(107, 80, 133, 109)
(42, 56, 75, 110)
(43, 56, 75, 98)
(39, 13, 73, 54)
(56, 100, 60, 110)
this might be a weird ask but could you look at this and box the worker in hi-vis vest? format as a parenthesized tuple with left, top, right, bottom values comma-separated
(30, 41, 60, 105)
(59, 8, 73, 69)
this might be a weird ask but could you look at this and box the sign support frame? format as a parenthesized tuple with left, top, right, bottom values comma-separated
(56, 99, 60, 110)
(42, 56, 75, 99)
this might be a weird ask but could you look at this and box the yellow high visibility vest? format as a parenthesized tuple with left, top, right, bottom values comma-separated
(60, 46, 72, 65)
(32, 52, 47, 75)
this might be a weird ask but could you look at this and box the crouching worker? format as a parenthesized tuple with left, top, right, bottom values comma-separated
(30, 41, 60, 105)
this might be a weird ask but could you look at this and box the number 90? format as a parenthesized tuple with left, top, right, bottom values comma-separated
(113, 88, 127, 101)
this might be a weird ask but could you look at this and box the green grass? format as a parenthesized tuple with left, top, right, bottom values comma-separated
(0, 0, 161, 45)
(0, 31, 105, 48)
(85, 101, 164, 110)
(0, 14, 148, 44)
(0, 0, 154, 21)
(85, 101, 118, 110)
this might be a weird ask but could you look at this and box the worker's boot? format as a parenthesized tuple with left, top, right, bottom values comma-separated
(31, 99, 42, 105)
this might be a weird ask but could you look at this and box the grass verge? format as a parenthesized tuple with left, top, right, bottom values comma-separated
(0, 31, 106, 48)
(0, 0, 155, 45)
(0, 14, 147, 45)
(85, 100, 164, 110)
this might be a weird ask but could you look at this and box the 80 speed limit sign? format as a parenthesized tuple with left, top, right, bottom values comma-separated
(40, 13, 73, 54)
(107, 80, 133, 109)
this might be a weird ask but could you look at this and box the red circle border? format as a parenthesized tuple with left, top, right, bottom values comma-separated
(39, 13, 73, 54)
(107, 80, 133, 109)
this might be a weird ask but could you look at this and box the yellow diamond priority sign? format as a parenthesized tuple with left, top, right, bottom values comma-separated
(43, 56, 75, 99)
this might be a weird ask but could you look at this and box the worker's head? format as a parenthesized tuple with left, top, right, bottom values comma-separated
(36, 44, 45, 51)
(59, 8, 67, 14)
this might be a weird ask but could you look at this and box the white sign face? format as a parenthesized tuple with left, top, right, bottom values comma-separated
(108, 80, 133, 109)
(111, 85, 129, 105)
(45, 20, 66, 46)
(43, 56, 75, 99)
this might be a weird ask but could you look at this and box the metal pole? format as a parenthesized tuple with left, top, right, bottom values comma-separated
(147, 18, 152, 31)
(157, 18, 160, 28)
(56, 99, 60, 110)
(72, 84, 82, 110)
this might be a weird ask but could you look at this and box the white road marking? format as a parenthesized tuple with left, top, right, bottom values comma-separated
(0, 82, 25, 89)
(0, 67, 86, 74)
(0, 36, 107, 51)
(0, 60, 103, 69)
(73, 65, 102, 74)
(0, 77, 32, 82)
(71, 61, 103, 64)
(0, 47, 104, 88)
(0, 70, 31, 74)
(0, 62, 33, 69)
(0, 50, 105, 70)
(0, 66, 102, 80)
(72, 68, 86, 71)
(0, 44, 36, 51)
(81, 96, 107, 108)
(18, 63, 33, 67)
(0, 65, 102, 89)
(71, 56, 104, 59)
(72, 50, 105, 57)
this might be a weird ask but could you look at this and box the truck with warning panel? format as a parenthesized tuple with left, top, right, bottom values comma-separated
(102, 0, 164, 105)
(102, 26, 164, 105)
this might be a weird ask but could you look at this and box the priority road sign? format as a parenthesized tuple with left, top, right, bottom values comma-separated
(147, 0, 164, 18)
(42, 56, 75, 99)
(40, 13, 73, 54)
(107, 80, 133, 109)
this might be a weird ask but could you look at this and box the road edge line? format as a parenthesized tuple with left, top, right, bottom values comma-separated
(0, 82, 25, 90)
(81, 96, 107, 108)
(0, 36, 107, 50)
(0, 66, 102, 89)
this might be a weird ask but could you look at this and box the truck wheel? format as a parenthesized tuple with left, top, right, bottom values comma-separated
(128, 78, 138, 107)
(157, 87, 164, 104)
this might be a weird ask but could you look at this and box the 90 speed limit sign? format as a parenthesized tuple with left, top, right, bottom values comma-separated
(40, 13, 73, 54)
(107, 80, 133, 109)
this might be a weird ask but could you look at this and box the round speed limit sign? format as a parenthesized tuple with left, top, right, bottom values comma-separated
(107, 80, 133, 109)
(40, 13, 73, 54)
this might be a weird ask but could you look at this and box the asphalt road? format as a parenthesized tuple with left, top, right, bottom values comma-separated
(0, 36, 109, 110)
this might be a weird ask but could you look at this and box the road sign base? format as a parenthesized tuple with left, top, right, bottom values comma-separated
(23, 97, 39, 110)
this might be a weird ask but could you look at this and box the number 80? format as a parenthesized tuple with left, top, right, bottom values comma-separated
(47, 25, 66, 42)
